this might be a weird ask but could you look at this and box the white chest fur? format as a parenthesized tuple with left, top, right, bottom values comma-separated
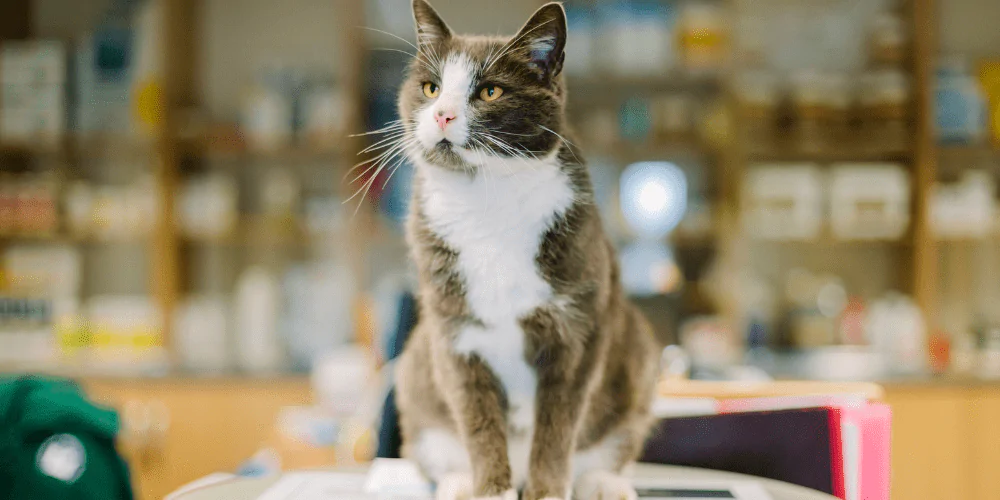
(418, 156, 575, 486)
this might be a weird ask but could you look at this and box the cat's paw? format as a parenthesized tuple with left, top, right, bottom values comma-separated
(573, 471, 637, 500)
(473, 489, 518, 500)
(436, 473, 473, 500)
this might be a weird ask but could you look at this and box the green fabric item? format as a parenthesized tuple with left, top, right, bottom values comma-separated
(0, 375, 133, 500)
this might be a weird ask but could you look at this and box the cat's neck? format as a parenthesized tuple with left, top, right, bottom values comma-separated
(413, 152, 575, 232)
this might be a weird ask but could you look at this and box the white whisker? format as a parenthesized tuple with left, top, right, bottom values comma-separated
(358, 26, 418, 51)
(538, 125, 583, 165)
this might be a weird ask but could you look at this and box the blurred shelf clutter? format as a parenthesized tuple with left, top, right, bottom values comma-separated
(2, 0, 1000, 499)
(1, 0, 998, 385)
(0, 0, 365, 380)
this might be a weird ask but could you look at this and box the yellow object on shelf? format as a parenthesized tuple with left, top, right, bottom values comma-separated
(980, 61, 1000, 148)
(133, 78, 165, 135)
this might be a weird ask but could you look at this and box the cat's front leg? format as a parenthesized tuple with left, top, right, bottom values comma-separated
(522, 351, 588, 500)
(441, 352, 517, 500)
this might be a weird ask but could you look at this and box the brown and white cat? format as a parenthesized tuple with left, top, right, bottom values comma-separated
(392, 2, 660, 500)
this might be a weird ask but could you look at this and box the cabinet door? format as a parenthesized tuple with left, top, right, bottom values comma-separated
(83, 378, 313, 500)
(884, 387, 974, 500)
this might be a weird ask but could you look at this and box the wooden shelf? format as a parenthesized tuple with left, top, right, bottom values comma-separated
(594, 137, 718, 161)
(0, 232, 148, 245)
(747, 139, 913, 163)
(0, 142, 64, 157)
(0, 135, 156, 160)
(568, 71, 722, 95)
(938, 144, 1000, 167)
(180, 216, 311, 248)
(183, 137, 343, 163)
(747, 236, 909, 247)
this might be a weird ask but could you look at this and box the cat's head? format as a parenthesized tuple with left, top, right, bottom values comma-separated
(398, 0, 568, 172)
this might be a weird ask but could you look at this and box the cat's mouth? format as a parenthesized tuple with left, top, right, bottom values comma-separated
(422, 139, 471, 170)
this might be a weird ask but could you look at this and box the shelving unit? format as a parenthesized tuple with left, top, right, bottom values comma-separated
(712, 0, 942, 349)
(0, 0, 374, 373)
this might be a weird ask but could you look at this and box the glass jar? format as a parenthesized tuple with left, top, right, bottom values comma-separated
(736, 70, 781, 149)
(859, 69, 911, 152)
(676, 2, 730, 75)
(869, 13, 908, 66)
(791, 71, 830, 153)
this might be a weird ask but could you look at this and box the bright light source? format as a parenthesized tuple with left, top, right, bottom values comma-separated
(620, 161, 687, 239)
(638, 181, 670, 215)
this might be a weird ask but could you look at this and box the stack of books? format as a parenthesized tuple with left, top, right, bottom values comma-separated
(643, 393, 891, 500)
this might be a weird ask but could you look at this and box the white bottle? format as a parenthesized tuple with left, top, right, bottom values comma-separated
(234, 266, 285, 373)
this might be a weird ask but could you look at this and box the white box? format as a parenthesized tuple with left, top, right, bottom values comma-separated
(35, 106, 66, 143)
(829, 163, 910, 240)
(1, 41, 66, 85)
(744, 163, 824, 240)
(1, 82, 35, 108)
(32, 84, 65, 111)
(932, 170, 996, 239)
(31, 41, 68, 84)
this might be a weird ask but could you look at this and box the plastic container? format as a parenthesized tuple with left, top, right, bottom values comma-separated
(598, 1, 675, 77)
(936, 57, 987, 145)
(736, 70, 781, 146)
(174, 295, 231, 373)
(233, 267, 285, 374)
(860, 68, 912, 151)
(676, 2, 729, 74)
(743, 164, 824, 241)
(828, 163, 910, 241)
(791, 71, 851, 152)
(868, 13, 908, 65)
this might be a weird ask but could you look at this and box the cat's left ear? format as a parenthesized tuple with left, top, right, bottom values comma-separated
(511, 2, 567, 83)
(412, 0, 452, 47)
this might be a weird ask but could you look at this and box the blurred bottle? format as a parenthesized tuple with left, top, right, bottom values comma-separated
(234, 266, 285, 374)
(598, 0, 674, 77)
(980, 327, 1000, 380)
(174, 295, 231, 374)
(935, 56, 986, 145)
(242, 65, 294, 151)
(676, 2, 729, 75)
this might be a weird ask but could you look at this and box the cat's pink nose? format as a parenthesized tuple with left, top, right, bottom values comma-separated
(436, 111, 456, 130)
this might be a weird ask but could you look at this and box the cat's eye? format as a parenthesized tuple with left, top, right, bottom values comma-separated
(422, 82, 440, 98)
(480, 85, 504, 102)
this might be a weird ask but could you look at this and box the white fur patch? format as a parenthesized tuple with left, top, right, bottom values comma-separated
(507, 429, 533, 489)
(417, 54, 474, 149)
(436, 472, 473, 500)
(574, 471, 637, 500)
(476, 490, 518, 500)
(414, 428, 471, 482)
(417, 149, 574, 491)
(572, 433, 625, 480)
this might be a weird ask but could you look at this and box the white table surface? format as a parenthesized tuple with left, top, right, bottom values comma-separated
(172, 463, 837, 500)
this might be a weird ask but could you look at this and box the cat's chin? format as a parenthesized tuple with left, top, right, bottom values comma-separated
(418, 143, 479, 172)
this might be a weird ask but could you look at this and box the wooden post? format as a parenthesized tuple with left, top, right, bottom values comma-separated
(911, 0, 939, 323)
(152, 0, 198, 358)
(335, 0, 376, 349)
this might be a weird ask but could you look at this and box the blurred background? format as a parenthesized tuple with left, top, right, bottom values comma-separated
(1, 0, 999, 498)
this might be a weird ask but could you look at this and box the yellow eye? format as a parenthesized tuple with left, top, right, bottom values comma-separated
(480, 85, 503, 102)
(422, 82, 440, 98)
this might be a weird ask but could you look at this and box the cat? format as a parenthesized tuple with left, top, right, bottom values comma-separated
(391, 2, 660, 500)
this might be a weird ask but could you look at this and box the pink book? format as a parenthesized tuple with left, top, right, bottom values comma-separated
(716, 396, 891, 500)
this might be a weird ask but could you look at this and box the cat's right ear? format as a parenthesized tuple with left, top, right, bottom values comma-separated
(412, 0, 452, 46)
